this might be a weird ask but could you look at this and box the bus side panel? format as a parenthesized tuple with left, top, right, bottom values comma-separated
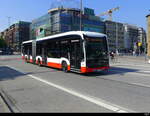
(47, 58, 71, 71)
(47, 62, 71, 71)
(47, 58, 61, 69)
(47, 62, 62, 69)
(21, 53, 25, 60)
(30, 56, 33, 63)
(81, 67, 87, 73)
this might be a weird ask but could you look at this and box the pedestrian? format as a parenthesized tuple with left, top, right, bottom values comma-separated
(133, 51, 135, 56)
(110, 51, 115, 61)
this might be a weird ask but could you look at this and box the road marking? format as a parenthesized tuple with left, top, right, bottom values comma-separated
(142, 71, 150, 73)
(108, 69, 150, 88)
(6, 65, 132, 113)
(29, 74, 130, 113)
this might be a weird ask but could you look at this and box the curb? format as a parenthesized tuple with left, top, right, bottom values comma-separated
(0, 93, 11, 113)
(0, 89, 20, 113)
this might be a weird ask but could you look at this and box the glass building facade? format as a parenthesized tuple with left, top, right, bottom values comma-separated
(30, 7, 105, 40)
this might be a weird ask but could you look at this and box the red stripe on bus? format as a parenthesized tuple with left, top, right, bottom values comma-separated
(81, 66, 110, 73)
(81, 67, 87, 73)
(30, 59, 33, 63)
(68, 65, 71, 71)
(22, 56, 25, 60)
(47, 62, 62, 69)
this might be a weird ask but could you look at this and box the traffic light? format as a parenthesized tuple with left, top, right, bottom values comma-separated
(136, 42, 142, 47)
(138, 42, 142, 47)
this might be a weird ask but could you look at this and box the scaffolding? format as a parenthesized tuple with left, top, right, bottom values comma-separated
(31, 7, 105, 40)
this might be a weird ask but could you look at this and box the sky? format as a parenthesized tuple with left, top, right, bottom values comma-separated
(0, 0, 150, 32)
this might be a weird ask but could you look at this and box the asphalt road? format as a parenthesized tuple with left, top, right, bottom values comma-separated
(0, 55, 150, 112)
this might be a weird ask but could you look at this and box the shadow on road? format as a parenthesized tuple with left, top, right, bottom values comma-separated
(81, 66, 139, 77)
(0, 65, 140, 81)
(0, 66, 26, 81)
(0, 66, 60, 81)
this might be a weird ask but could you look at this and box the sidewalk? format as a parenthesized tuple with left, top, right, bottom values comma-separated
(112, 55, 149, 65)
(117, 55, 147, 61)
(108, 55, 150, 90)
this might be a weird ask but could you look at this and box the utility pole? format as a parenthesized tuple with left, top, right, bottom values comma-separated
(80, 0, 82, 31)
(116, 22, 118, 55)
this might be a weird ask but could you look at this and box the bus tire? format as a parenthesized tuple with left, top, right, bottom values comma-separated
(102, 69, 109, 75)
(38, 59, 42, 67)
(62, 61, 68, 73)
(25, 58, 28, 63)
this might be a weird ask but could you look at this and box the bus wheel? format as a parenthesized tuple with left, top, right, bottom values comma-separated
(102, 69, 109, 75)
(62, 62, 68, 73)
(25, 58, 28, 63)
(38, 59, 42, 67)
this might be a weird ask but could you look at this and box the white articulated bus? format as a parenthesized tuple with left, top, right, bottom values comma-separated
(21, 31, 110, 73)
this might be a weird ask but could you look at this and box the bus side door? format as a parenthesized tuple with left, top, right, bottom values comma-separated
(70, 39, 81, 69)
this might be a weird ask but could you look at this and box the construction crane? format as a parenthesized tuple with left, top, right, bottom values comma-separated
(98, 7, 120, 21)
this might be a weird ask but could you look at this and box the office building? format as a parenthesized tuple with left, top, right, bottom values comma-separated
(105, 20, 124, 52)
(138, 27, 147, 53)
(124, 24, 139, 52)
(146, 14, 150, 62)
(30, 7, 105, 40)
(0, 21, 31, 51)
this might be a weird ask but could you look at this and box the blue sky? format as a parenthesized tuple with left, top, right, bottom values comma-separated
(0, 0, 149, 31)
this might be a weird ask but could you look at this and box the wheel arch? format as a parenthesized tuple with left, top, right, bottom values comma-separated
(60, 58, 70, 66)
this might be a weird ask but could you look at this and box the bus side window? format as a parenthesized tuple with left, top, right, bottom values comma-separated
(60, 40, 69, 59)
(47, 41, 60, 58)
(37, 44, 42, 56)
(47, 42, 53, 58)
(22, 46, 25, 55)
(24, 45, 27, 54)
(29, 46, 32, 55)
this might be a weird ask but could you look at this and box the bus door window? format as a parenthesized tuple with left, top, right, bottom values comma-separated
(70, 39, 81, 69)
(42, 44, 45, 58)
(37, 43, 42, 56)
(27, 45, 32, 60)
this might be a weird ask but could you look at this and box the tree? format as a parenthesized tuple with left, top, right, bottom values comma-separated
(0, 37, 7, 48)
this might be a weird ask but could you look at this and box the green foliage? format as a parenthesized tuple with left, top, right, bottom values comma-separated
(0, 37, 7, 48)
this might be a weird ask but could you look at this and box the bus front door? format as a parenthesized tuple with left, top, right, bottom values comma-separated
(70, 41, 81, 69)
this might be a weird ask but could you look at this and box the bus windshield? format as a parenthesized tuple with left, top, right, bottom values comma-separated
(85, 36, 108, 60)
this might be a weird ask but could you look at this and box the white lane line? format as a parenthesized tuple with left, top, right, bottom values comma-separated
(131, 83, 150, 88)
(142, 71, 150, 73)
(28, 74, 130, 113)
(6, 65, 132, 113)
